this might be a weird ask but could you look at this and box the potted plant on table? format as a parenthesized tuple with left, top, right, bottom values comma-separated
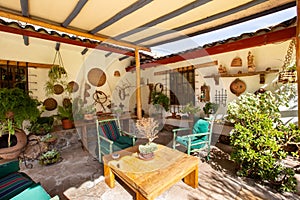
(0, 88, 40, 160)
(135, 118, 159, 160)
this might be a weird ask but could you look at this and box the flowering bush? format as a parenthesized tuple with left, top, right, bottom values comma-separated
(227, 84, 299, 192)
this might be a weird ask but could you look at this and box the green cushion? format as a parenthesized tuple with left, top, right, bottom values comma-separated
(99, 136, 133, 154)
(0, 172, 34, 200)
(0, 160, 20, 179)
(11, 183, 51, 200)
(114, 136, 133, 150)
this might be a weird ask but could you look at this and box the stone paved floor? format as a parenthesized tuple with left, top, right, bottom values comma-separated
(20, 130, 300, 200)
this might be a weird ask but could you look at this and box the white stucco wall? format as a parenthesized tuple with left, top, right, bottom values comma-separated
(0, 31, 292, 117)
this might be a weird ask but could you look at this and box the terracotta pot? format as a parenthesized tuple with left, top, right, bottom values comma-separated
(0, 130, 27, 160)
(61, 119, 74, 129)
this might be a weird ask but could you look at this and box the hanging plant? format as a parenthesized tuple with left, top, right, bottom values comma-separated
(48, 65, 67, 80)
(44, 50, 69, 96)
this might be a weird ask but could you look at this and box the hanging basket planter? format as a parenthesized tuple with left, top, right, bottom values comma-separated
(67, 81, 79, 93)
(53, 84, 64, 95)
(43, 98, 58, 111)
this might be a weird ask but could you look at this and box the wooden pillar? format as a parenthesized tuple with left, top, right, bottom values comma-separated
(297, 0, 300, 127)
(135, 48, 142, 120)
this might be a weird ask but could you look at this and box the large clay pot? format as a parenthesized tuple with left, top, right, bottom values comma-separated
(0, 130, 27, 160)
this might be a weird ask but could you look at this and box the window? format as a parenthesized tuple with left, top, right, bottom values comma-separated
(0, 62, 28, 91)
(169, 66, 195, 105)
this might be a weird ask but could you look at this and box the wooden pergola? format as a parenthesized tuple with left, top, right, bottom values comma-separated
(0, 0, 298, 121)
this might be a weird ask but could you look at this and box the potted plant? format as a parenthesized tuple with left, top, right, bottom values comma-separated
(57, 100, 74, 129)
(203, 102, 219, 117)
(0, 88, 40, 159)
(39, 149, 61, 165)
(135, 118, 159, 160)
(44, 59, 68, 96)
(41, 133, 57, 144)
(150, 92, 170, 112)
(29, 116, 54, 135)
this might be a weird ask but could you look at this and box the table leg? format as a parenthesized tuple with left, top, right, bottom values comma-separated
(183, 165, 198, 188)
(104, 164, 115, 188)
(136, 191, 148, 200)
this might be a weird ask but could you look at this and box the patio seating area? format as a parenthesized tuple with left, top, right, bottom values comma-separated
(19, 126, 299, 200)
(0, 1, 300, 199)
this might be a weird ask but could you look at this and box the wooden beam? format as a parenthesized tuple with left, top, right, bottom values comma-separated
(154, 65, 194, 76)
(149, 1, 296, 47)
(115, 0, 212, 40)
(0, 24, 136, 56)
(0, 10, 150, 52)
(296, 0, 300, 127)
(194, 61, 218, 69)
(62, 0, 88, 27)
(0, 59, 56, 68)
(90, 0, 152, 34)
(20, 0, 30, 46)
(126, 26, 296, 71)
(135, 49, 142, 120)
(133, 0, 268, 44)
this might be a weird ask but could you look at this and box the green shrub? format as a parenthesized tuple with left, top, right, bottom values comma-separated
(227, 84, 299, 192)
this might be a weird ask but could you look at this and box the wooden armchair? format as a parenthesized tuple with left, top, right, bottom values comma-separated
(96, 118, 136, 162)
(172, 117, 214, 160)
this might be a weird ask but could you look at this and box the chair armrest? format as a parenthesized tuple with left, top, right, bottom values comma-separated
(120, 130, 136, 138)
(98, 135, 113, 145)
(178, 132, 210, 139)
(192, 132, 210, 137)
(120, 131, 137, 145)
(172, 127, 191, 133)
(172, 128, 191, 149)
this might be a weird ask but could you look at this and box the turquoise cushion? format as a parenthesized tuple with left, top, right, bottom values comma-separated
(0, 172, 34, 200)
(0, 160, 20, 179)
(192, 119, 209, 134)
(176, 136, 207, 149)
(176, 119, 209, 150)
(11, 183, 51, 200)
(99, 121, 120, 141)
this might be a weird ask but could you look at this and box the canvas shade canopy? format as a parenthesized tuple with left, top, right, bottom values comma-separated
(0, 0, 295, 50)
(0, 0, 297, 119)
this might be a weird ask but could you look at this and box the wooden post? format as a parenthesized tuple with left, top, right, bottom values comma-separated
(135, 48, 142, 120)
(297, 0, 300, 127)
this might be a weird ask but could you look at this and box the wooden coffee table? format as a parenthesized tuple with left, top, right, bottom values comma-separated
(102, 144, 199, 200)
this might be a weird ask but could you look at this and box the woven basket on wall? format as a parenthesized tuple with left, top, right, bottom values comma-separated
(87, 68, 106, 87)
